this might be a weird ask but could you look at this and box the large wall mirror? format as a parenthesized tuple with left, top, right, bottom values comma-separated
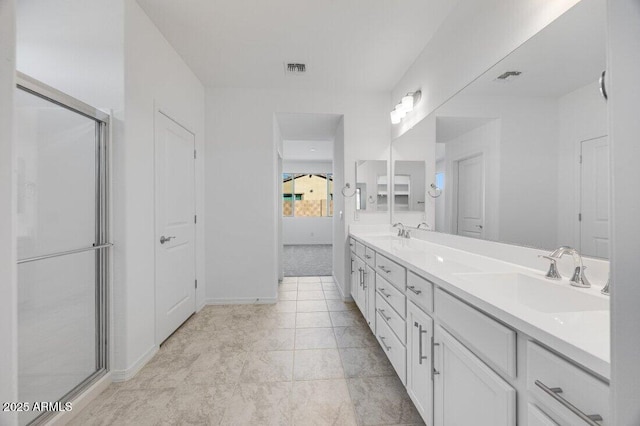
(392, 0, 608, 258)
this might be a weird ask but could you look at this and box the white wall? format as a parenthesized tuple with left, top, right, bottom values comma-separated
(0, 1, 17, 425)
(282, 160, 333, 246)
(391, 0, 581, 139)
(118, 0, 205, 376)
(332, 117, 348, 297)
(608, 0, 640, 423)
(556, 80, 607, 248)
(283, 218, 333, 245)
(16, 0, 124, 112)
(206, 88, 389, 302)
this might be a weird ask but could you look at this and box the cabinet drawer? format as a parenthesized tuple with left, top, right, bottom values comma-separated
(376, 291, 406, 344)
(355, 241, 366, 259)
(435, 288, 516, 379)
(364, 246, 375, 266)
(376, 312, 406, 384)
(376, 274, 406, 317)
(527, 404, 558, 426)
(527, 342, 609, 426)
(349, 238, 355, 253)
(406, 271, 434, 313)
(375, 253, 406, 290)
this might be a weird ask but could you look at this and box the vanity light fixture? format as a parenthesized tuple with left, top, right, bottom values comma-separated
(390, 90, 422, 124)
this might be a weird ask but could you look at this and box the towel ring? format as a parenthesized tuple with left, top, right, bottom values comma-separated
(341, 182, 357, 198)
(427, 183, 442, 198)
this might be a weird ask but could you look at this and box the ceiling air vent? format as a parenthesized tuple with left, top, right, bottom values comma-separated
(285, 63, 307, 76)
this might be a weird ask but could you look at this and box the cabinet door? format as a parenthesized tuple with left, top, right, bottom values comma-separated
(365, 264, 376, 332)
(434, 326, 516, 426)
(406, 301, 433, 425)
(527, 404, 559, 426)
(350, 254, 358, 301)
(353, 257, 366, 315)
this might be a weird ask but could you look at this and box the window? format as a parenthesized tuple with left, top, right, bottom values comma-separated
(282, 173, 333, 217)
(435, 172, 445, 190)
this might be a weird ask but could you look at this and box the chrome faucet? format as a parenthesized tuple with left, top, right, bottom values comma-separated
(417, 222, 431, 230)
(540, 246, 591, 288)
(393, 222, 409, 238)
(601, 273, 611, 296)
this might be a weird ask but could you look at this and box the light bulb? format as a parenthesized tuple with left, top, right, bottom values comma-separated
(396, 104, 407, 119)
(402, 94, 414, 112)
(390, 110, 401, 124)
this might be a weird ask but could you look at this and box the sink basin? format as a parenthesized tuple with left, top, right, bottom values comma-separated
(453, 272, 609, 313)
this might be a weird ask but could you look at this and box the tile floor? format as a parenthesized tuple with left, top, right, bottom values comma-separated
(70, 276, 424, 426)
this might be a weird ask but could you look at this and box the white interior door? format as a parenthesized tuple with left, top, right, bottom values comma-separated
(580, 136, 609, 258)
(456, 154, 485, 238)
(155, 111, 196, 344)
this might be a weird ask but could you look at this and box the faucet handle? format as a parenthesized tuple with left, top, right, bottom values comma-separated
(539, 255, 562, 280)
(570, 265, 591, 288)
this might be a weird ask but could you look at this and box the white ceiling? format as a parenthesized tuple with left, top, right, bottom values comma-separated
(283, 139, 333, 161)
(135, 0, 457, 91)
(463, 0, 605, 98)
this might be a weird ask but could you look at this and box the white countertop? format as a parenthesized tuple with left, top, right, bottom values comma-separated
(349, 229, 610, 380)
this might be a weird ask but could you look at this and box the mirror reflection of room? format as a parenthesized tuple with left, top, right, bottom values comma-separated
(355, 160, 388, 212)
(396, 0, 608, 259)
(393, 161, 426, 212)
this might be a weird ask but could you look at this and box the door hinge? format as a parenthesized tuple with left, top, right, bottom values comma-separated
(578, 213, 582, 222)
(195, 279, 198, 289)
(194, 214, 197, 224)
(194, 149, 197, 159)
(579, 155, 582, 164)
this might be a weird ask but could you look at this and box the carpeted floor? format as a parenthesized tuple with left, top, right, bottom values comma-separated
(284, 244, 332, 277)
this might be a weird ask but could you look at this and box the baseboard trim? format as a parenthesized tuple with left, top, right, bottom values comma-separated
(111, 344, 158, 382)
(333, 273, 353, 302)
(45, 372, 112, 426)
(206, 297, 278, 305)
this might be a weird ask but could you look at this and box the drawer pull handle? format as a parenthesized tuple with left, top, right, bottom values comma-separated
(365, 255, 372, 259)
(378, 309, 391, 321)
(535, 380, 603, 426)
(407, 285, 422, 295)
(378, 289, 391, 298)
(378, 265, 392, 274)
(379, 335, 391, 351)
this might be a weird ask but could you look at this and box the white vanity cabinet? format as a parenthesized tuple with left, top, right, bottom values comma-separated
(352, 255, 366, 314)
(526, 342, 609, 426)
(365, 264, 376, 332)
(433, 325, 516, 426)
(350, 231, 611, 426)
(406, 300, 434, 424)
(350, 240, 377, 332)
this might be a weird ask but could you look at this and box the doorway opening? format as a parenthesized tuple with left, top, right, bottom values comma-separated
(274, 113, 343, 278)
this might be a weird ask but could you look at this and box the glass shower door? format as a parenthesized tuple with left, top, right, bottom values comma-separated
(15, 74, 109, 426)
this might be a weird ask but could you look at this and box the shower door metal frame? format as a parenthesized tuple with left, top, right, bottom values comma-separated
(15, 72, 111, 425)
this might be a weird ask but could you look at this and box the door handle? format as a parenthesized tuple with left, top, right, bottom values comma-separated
(475, 225, 483, 229)
(160, 235, 176, 244)
(415, 322, 428, 365)
(432, 338, 440, 379)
